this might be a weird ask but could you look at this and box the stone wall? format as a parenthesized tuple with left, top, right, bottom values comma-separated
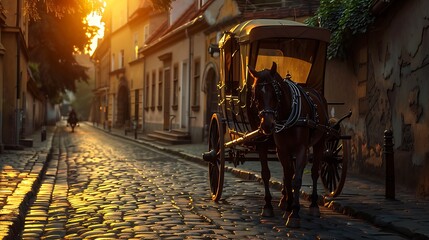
(325, 0, 429, 197)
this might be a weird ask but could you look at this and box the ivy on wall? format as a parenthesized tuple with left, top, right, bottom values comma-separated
(306, 0, 375, 59)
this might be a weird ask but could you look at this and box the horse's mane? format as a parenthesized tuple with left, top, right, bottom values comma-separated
(251, 67, 283, 89)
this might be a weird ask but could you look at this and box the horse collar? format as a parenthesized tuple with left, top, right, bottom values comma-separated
(274, 79, 302, 133)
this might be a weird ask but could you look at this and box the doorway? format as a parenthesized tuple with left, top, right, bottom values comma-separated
(117, 84, 130, 126)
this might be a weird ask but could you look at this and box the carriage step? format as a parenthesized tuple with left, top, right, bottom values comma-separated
(146, 130, 191, 145)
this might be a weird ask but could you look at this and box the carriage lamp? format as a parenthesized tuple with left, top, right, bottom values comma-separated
(208, 44, 220, 58)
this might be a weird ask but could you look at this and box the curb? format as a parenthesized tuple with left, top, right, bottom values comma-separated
(2, 127, 56, 239)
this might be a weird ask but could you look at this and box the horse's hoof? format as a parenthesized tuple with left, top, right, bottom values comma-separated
(261, 207, 274, 217)
(286, 217, 300, 228)
(309, 206, 320, 217)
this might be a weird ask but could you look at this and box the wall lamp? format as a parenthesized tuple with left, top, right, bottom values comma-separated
(208, 43, 220, 58)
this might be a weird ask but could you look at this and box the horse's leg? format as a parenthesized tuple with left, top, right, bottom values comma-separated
(259, 147, 274, 217)
(278, 150, 293, 217)
(286, 146, 307, 228)
(309, 141, 323, 217)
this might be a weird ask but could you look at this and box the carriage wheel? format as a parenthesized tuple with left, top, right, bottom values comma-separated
(207, 113, 225, 202)
(321, 136, 350, 197)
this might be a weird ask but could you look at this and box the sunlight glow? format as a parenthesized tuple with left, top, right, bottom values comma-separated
(86, 11, 105, 55)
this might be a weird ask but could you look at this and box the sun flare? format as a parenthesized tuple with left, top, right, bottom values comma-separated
(86, 11, 105, 55)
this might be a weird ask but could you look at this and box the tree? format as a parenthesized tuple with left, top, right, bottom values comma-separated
(25, 0, 104, 19)
(25, 0, 170, 103)
(27, 1, 101, 103)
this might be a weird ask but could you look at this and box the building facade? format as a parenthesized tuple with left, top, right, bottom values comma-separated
(141, 0, 209, 142)
(0, 1, 58, 151)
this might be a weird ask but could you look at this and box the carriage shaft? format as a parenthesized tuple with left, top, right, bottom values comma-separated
(224, 129, 262, 148)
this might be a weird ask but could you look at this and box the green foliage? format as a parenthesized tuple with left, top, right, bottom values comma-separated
(25, 0, 105, 19)
(28, 2, 94, 103)
(306, 0, 375, 59)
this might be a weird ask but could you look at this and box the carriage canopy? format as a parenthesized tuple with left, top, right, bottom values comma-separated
(218, 19, 330, 93)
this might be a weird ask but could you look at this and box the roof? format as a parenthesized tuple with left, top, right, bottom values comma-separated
(219, 19, 331, 47)
(236, 0, 320, 20)
(144, 2, 198, 46)
(142, 1, 213, 54)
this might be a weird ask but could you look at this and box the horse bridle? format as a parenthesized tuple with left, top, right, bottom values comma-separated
(255, 78, 302, 133)
(255, 79, 282, 119)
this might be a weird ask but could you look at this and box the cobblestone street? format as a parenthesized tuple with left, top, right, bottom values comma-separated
(20, 123, 408, 239)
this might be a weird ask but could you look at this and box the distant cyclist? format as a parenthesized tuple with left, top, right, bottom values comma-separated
(68, 109, 79, 132)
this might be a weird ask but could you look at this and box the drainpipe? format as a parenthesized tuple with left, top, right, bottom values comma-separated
(186, 28, 193, 136)
(142, 55, 145, 132)
(0, 36, 4, 152)
(15, 0, 21, 145)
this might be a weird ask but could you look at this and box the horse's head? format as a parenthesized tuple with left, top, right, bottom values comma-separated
(249, 62, 283, 135)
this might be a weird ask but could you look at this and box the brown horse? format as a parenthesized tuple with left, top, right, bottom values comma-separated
(249, 62, 329, 228)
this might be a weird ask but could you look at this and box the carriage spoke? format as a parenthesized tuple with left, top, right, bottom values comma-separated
(327, 165, 333, 192)
(333, 164, 338, 191)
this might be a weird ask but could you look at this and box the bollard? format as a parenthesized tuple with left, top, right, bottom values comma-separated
(384, 129, 395, 199)
(41, 126, 46, 142)
(133, 120, 138, 139)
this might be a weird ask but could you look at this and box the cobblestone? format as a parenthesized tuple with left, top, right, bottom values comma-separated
(0, 122, 422, 239)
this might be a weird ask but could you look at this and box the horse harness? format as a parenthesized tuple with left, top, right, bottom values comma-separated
(257, 78, 320, 134)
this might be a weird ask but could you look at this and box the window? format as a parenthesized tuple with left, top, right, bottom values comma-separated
(224, 39, 240, 95)
(192, 59, 201, 110)
(172, 64, 179, 110)
(111, 53, 115, 70)
(158, 69, 163, 110)
(119, 49, 125, 68)
(254, 38, 318, 84)
(144, 24, 149, 43)
(134, 33, 139, 60)
(145, 73, 149, 110)
(151, 71, 156, 110)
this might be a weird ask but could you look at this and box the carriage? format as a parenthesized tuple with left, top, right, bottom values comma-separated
(203, 19, 352, 207)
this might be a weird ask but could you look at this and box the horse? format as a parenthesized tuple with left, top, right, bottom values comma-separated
(249, 62, 329, 228)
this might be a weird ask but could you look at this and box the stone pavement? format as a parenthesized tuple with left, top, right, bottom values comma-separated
(0, 125, 56, 239)
(0, 122, 427, 239)
(90, 122, 429, 240)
